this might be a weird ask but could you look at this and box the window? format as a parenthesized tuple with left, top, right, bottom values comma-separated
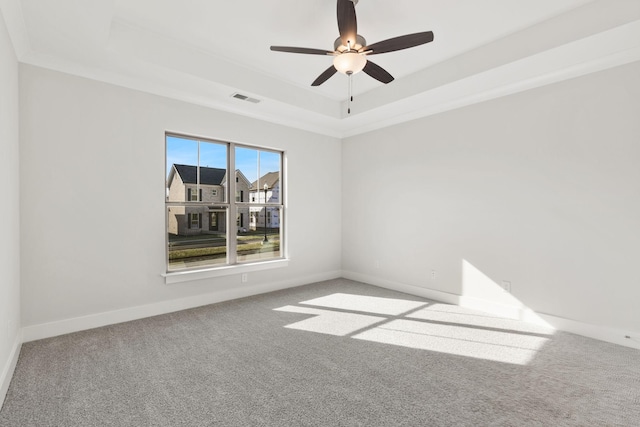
(166, 134, 284, 272)
(189, 213, 201, 229)
(189, 188, 201, 201)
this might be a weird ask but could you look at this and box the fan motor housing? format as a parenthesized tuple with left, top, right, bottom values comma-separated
(334, 35, 367, 52)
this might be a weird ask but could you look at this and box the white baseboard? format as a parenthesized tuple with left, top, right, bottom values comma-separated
(18, 269, 640, 351)
(342, 270, 640, 351)
(22, 270, 342, 343)
(1, 330, 22, 410)
(534, 312, 640, 350)
(458, 295, 552, 327)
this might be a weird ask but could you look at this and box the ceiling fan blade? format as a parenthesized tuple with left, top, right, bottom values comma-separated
(362, 31, 434, 55)
(270, 46, 335, 56)
(311, 66, 338, 86)
(337, 0, 358, 48)
(363, 61, 394, 84)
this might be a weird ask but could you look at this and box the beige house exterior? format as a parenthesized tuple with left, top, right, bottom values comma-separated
(167, 164, 251, 236)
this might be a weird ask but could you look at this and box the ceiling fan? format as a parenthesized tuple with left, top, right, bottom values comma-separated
(270, 0, 434, 88)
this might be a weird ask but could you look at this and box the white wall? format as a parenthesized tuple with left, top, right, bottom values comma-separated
(0, 8, 21, 405)
(343, 62, 640, 340)
(12, 43, 640, 350)
(19, 65, 342, 333)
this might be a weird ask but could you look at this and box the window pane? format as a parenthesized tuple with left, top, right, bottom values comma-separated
(236, 146, 259, 204)
(166, 136, 227, 203)
(260, 151, 281, 204)
(236, 147, 281, 205)
(199, 142, 227, 203)
(237, 206, 281, 262)
(167, 136, 198, 202)
(167, 206, 228, 270)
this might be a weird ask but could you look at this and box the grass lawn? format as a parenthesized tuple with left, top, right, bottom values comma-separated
(168, 230, 280, 260)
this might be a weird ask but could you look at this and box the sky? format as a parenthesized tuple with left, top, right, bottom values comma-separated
(166, 135, 280, 184)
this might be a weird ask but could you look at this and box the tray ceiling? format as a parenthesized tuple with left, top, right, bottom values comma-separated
(2, 0, 640, 137)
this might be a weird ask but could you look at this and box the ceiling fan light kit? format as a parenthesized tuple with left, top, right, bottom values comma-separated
(333, 52, 367, 75)
(270, 0, 434, 114)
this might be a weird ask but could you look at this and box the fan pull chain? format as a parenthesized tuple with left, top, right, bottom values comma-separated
(348, 72, 353, 115)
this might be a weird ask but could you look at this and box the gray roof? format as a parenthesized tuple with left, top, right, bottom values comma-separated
(251, 172, 279, 190)
(173, 164, 226, 185)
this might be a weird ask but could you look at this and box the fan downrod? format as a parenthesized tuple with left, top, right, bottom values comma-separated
(334, 35, 366, 52)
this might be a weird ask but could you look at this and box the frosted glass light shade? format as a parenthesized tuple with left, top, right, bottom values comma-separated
(333, 52, 367, 75)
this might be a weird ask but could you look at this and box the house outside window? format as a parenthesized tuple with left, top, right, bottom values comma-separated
(249, 171, 282, 230)
(166, 134, 284, 272)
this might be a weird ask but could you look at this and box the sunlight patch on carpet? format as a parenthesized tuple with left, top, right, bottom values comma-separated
(274, 305, 385, 336)
(408, 304, 555, 335)
(275, 293, 553, 365)
(353, 319, 549, 365)
(298, 293, 427, 316)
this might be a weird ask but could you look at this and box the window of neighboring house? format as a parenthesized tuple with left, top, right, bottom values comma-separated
(188, 188, 202, 201)
(166, 134, 285, 273)
(189, 213, 201, 229)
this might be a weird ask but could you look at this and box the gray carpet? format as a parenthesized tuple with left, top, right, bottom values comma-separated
(1, 279, 639, 426)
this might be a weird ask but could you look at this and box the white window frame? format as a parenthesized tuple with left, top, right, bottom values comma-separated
(163, 133, 288, 284)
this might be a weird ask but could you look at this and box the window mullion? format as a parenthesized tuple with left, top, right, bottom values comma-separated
(196, 141, 201, 200)
(228, 143, 238, 264)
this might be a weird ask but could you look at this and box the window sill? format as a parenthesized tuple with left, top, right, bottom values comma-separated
(162, 258, 289, 285)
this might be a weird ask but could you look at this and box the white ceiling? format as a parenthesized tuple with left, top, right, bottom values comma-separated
(2, 0, 640, 137)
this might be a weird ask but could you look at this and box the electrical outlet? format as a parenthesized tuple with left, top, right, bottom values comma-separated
(502, 281, 511, 293)
(431, 270, 436, 281)
(241, 273, 248, 283)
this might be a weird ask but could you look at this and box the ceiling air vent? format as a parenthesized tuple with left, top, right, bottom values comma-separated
(231, 93, 261, 104)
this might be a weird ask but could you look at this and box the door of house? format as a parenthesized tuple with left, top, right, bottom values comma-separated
(209, 212, 218, 231)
